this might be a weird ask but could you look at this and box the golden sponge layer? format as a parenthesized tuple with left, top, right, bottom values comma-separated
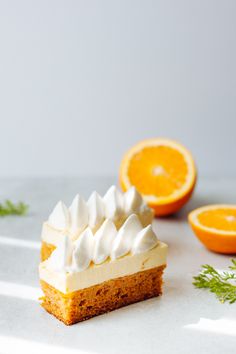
(40, 265, 165, 325)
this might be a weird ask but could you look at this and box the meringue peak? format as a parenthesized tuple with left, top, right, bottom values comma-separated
(69, 194, 88, 237)
(48, 201, 70, 231)
(103, 185, 124, 222)
(111, 214, 142, 259)
(71, 227, 94, 272)
(124, 186, 143, 215)
(132, 225, 159, 255)
(47, 234, 73, 272)
(87, 191, 105, 231)
(138, 204, 154, 227)
(93, 219, 117, 264)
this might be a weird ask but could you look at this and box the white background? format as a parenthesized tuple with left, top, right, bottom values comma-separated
(0, 0, 235, 177)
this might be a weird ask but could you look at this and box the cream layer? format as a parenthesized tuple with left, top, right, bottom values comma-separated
(41, 222, 67, 246)
(39, 242, 167, 294)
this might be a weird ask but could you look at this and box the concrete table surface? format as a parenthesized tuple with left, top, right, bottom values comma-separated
(0, 177, 235, 354)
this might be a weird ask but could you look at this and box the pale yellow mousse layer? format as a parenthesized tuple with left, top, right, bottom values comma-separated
(41, 222, 67, 247)
(41, 222, 125, 246)
(39, 242, 167, 294)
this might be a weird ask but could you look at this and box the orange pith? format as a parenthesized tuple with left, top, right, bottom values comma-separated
(189, 205, 236, 254)
(120, 138, 197, 216)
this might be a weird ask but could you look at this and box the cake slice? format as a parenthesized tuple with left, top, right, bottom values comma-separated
(41, 186, 154, 261)
(39, 213, 168, 325)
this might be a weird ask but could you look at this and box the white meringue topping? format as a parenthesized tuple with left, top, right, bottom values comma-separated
(69, 194, 88, 237)
(124, 186, 154, 226)
(71, 228, 94, 272)
(47, 234, 73, 272)
(45, 213, 160, 273)
(124, 186, 143, 215)
(93, 219, 117, 264)
(111, 214, 142, 260)
(103, 185, 124, 222)
(132, 225, 159, 254)
(138, 204, 154, 227)
(87, 192, 105, 231)
(45, 186, 154, 241)
(44, 186, 159, 274)
(48, 201, 70, 231)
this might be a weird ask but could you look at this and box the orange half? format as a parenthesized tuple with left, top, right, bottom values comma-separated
(189, 205, 236, 254)
(120, 138, 196, 216)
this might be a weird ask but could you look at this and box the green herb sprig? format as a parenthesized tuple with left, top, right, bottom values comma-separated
(0, 200, 28, 216)
(193, 259, 236, 304)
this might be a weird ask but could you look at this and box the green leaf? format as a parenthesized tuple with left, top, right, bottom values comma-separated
(0, 200, 28, 216)
(193, 259, 236, 304)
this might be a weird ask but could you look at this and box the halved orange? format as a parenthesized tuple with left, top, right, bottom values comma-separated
(189, 205, 236, 254)
(119, 138, 197, 216)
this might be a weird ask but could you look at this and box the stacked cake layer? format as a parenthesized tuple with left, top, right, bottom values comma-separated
(39, 186, 167, 325)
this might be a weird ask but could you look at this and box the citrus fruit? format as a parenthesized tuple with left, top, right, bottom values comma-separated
(120, 138, 196, 216)
(189, 205, 236, 254)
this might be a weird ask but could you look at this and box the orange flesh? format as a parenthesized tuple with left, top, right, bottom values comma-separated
(198, 209, 236, 232)
(127, 146, 189, 198)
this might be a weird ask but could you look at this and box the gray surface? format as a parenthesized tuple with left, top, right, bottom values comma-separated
(0, 0, 236, 178)
(0, 177, 236, 353)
